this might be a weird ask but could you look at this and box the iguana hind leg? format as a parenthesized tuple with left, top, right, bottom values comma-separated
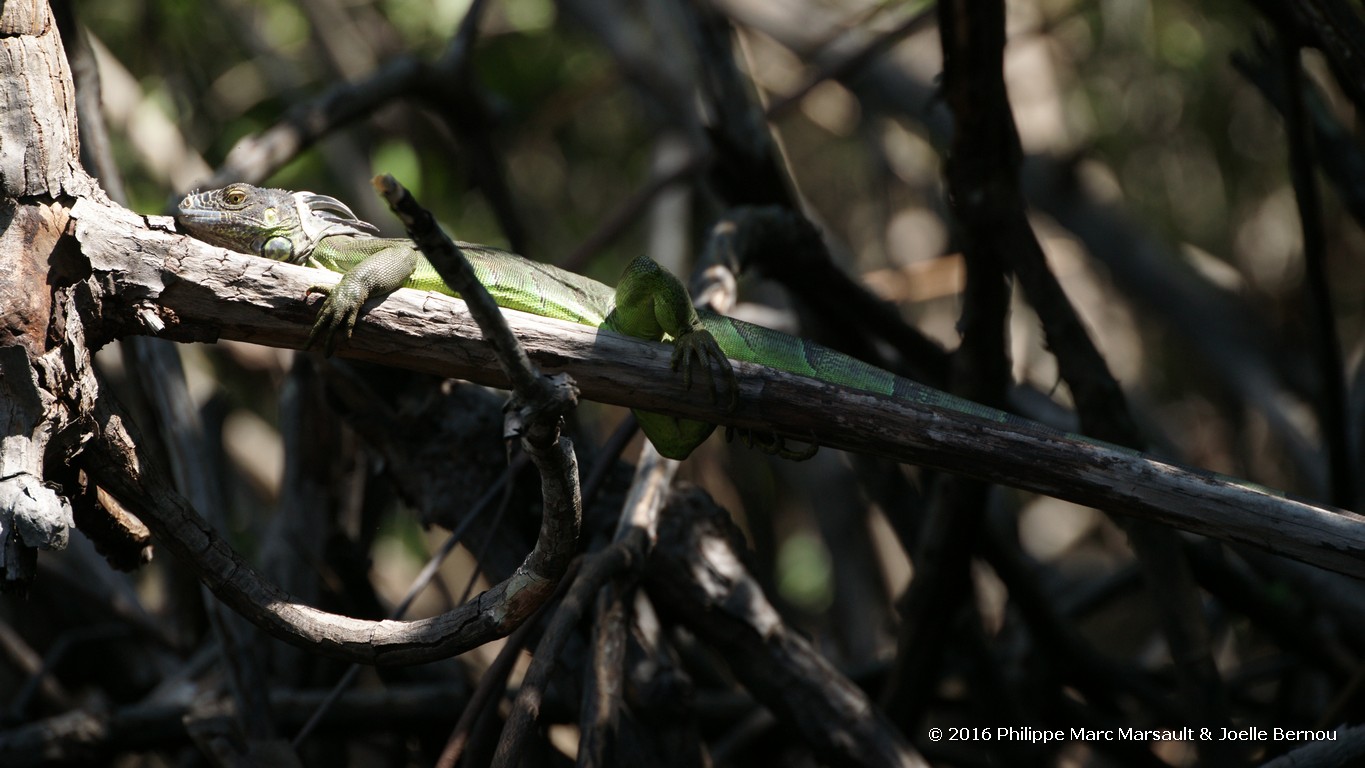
(608, 254, 736, 458)
(634, 411, 717, 460)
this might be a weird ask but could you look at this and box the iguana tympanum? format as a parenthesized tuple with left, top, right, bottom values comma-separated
(176, 182, 1028, 460)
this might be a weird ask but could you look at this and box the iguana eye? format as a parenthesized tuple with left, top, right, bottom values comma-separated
(225, 188, 247, 205)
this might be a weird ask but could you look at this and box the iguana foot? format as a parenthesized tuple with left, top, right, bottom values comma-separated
(303, 282, 364, 356)
(725, 427, 819, 461)
(671, 328, 738, 412)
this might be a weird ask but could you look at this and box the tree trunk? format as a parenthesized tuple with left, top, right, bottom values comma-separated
(0, 0, 101, 589)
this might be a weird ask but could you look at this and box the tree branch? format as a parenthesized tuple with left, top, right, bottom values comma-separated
(66, 197, 1365, 578)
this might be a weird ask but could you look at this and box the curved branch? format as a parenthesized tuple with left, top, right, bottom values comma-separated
(83, 382, 578, 666)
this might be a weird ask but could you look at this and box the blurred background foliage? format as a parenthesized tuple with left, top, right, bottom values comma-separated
(92, 0, 1332, 310)
(92, 0, 1307, 268)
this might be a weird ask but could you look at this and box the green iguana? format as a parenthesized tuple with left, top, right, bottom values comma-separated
(175, 182, 1059, 460)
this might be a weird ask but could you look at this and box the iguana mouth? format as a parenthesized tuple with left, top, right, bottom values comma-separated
(175, 190, 216, 221)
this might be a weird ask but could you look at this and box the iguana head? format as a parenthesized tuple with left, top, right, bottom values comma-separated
(177, 182, 378, 263)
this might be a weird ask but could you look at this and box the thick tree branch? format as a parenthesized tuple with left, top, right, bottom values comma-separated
(66, 197, 1365, 579)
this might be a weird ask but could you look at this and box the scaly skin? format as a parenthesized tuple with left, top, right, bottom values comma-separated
(177, 183, 1026, 459)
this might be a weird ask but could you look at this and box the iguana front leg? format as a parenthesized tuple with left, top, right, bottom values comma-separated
(608, 255, 737, 459)
(303, 242, 418, 355)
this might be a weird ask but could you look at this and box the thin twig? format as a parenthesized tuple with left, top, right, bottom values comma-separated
(292, 455, 524, 746)
(1280, 36, 1354, 510)
(490, 537, 642, 767)
(434, 558, 580, 768)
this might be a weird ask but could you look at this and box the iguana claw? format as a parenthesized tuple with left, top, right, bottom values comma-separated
(303, 279, 365, 356)
(725, 427, 819, 461)
(671, 328, 738, 412)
